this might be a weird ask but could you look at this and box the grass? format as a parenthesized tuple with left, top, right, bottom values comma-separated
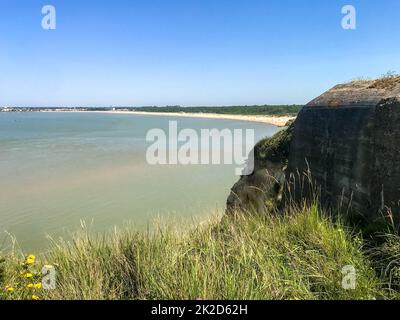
(347, 71, 400, 90)
(369, 71, 400, 90)
(2, 202, 400, 300)
(254, 120, 294, 165)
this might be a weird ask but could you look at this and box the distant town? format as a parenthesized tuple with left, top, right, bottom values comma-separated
(0, 105, 302, 116)
(0, 106, 144, 112)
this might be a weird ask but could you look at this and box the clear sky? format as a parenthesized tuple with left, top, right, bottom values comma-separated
(0, 0, 399, 107)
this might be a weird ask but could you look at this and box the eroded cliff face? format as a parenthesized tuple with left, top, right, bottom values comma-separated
(226, 121, 294, 214)
(227, 77, 400, 227)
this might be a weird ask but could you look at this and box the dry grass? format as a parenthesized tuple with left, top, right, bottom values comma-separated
(369, 72, 400, 90)
(345, 72, 400, 90)
(1, 203, 392, 300)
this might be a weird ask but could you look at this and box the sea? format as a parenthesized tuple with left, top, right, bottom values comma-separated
(0, 112, 279, 251)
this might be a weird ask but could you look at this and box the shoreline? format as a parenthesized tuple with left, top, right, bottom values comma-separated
(40, 110, 295, 127)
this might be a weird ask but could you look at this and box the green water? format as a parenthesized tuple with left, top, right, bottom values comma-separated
(0, 112, 278, 251)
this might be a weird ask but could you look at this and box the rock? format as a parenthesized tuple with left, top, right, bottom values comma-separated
(226, 121, 294, 214)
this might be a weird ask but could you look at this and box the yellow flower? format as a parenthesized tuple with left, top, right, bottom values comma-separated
(25, 254, 36, 265)
(34, 283, 42, 289)
(25, 273, 33, 278)
(27, 283, 34, 288)
(31, 295, 39, 300)
(5, 286, 14, 293)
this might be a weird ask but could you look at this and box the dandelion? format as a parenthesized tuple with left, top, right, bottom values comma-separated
(5, 286, 14, 293)
(25, 273, 33, 278)
(27, 283, 34, 288)
(31, 295, 39, 300)
(25, 255, 36, 265)
(34, 283, 42, 289)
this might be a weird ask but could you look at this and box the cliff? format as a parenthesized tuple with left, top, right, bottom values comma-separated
(227, 76, 400, 228)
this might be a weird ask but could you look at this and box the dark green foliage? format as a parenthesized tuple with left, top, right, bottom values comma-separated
(0, 256, 5, 299)
(132, 105, 303, 116)
(0, 257, 5, 285)
(367, 234, 400, 297)
(254, 121, 295, 164)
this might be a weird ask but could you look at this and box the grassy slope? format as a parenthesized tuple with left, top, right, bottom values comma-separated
(2, 203, 399, 300)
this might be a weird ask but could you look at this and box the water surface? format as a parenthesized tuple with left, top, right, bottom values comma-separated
(0, 112, 279, 250)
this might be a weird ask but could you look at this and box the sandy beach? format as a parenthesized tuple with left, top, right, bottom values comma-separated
(58, 110, 293, 127)
(39, 110, 296, 126)
(128, 111, 295, 127)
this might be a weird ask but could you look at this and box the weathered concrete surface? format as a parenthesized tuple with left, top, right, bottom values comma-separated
(227, 77, 400, 227)
(287, 78, 400, 225)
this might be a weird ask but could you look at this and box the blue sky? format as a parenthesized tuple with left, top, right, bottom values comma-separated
(0, 0, 399, 107)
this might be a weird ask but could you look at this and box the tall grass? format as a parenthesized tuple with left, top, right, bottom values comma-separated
(1, 203, 390, 300)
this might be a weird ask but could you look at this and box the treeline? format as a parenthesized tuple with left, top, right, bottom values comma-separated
(3, 105, 303, 116)
(132, 105, 302, 116)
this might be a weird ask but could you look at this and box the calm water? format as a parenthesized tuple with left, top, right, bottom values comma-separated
(0, 112, 278, 251)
